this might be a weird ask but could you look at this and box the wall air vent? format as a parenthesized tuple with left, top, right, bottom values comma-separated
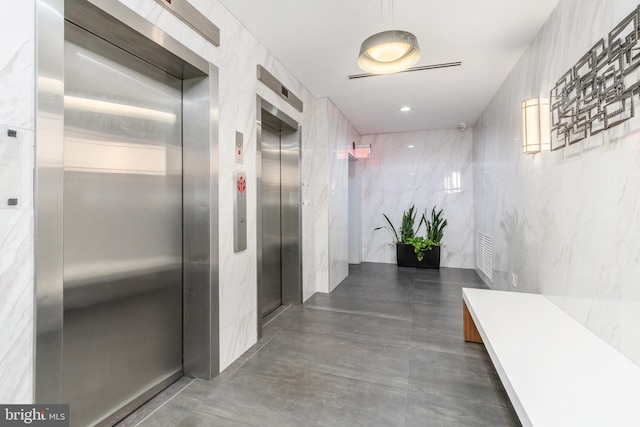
(476, 232, 493, 282)
(347, 61, 462, 79)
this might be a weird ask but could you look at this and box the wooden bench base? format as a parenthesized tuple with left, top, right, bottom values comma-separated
(463, 301, 482, 343)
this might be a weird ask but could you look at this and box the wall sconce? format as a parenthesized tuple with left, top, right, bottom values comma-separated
(522, 97, 550, 154)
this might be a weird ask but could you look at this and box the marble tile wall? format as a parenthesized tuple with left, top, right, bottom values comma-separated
(311, 99, 329, 294)
(119, 0, 322, 371)
(326, 99, 357, 291)
(0, 1, 35, 404)
(473, 0, 640, 366)
(360, 130, 475, 268)
(312, 98, 359, 292)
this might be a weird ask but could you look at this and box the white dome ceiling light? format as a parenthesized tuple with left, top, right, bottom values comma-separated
(358, 0, 420, 75)
(358, 30, 421, 74)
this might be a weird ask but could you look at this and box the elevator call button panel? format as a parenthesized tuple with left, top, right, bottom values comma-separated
(235, 131, 243, 164)
(234, 170, 247, 252)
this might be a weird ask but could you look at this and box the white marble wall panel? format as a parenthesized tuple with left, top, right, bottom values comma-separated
(312, 99, 330, 293)
(312, 98, 359, 293)
(326, 99, 354, 291)
(0, 1, 35, 404)
(473, 0, 640, 366)
(0, 129, 34, 404)
(361, 129, 475, 268)
(0, 3, 35, 131)
(301, 107, 317, 302)
(119, 0, 319, 370)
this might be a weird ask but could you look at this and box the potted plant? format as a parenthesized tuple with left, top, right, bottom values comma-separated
(375, 206, 447, 269)
(414, 207, 448, 269)
(375, 205, 423, 268)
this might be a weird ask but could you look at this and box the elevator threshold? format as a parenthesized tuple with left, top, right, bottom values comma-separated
(105, 373, 183, 426)
(263, 304, 290, 323)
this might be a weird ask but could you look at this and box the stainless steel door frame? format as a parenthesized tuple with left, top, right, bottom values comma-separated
(256, 96, 302, 338)
(35, 0, 220, 411)
(183, 68, 220, 381)
(35, 0, 65, 403)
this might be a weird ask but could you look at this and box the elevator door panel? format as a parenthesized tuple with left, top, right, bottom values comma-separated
(261, 125, 282, 316)
(63, 25, 183, 426)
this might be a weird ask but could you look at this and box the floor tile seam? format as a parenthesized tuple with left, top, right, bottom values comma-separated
(297, 305, 414, 327)
(409, 300, 466, 310)
(304, 289, 412, 308)
(409, 325, 464, 336)
(337, 279, 415, 287)
(283, 323, 413, 346)
(263, 304, 292, 327)
(413, 279, 486, 287)
(327, 294, 414, 304)
(278, 324, 413, 350)
(410, 312, 465, 325)
(333, 286, 416, 294)
(306, 294, 414, 309)
(133, 377, 196, 426)
(221, 356, 254, 381)
(407, 342, 491, 361)
(402, 343, 412, 426)
(244, 336, 275, 360)
(406, 361, 499, 381)
(303, 305, 411, 322)
(188, 406, 262, 427)
(406, 382, 513, 410)
(409, 304, 464, 315)
(330, 283, 414, 298)
(252, 358, 411, 394)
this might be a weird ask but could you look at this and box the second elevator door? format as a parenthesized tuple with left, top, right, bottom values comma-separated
(261, 123, 283, 316)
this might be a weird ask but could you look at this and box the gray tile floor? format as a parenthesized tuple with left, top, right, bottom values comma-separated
(122, 263, 520, 427)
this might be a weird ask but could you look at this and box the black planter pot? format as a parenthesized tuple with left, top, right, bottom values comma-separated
(396, 243, 440, 269)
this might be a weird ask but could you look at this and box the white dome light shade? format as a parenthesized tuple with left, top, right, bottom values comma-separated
(368, 42, 411, 62)
(358, 30, 420, 74)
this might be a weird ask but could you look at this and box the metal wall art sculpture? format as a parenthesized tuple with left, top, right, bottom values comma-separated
(551, 5, 640, 150)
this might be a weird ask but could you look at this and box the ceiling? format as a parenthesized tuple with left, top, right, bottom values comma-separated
(218, 0, 560, 135)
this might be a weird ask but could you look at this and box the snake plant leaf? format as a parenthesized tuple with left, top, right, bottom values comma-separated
(374, 213, 400, 242)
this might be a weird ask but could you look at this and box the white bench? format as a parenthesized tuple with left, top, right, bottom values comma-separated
(462, 288, 640, 427)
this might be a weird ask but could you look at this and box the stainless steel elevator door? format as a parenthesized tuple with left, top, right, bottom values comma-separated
(63, 24, 183, 426)
(261, 124, 283, 316)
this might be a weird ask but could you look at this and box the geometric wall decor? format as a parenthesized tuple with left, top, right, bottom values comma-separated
(550, 5, 640, 150)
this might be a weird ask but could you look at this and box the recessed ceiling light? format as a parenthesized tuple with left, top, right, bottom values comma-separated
(408, 145, 415, 148)
(400, 106, 411, 112)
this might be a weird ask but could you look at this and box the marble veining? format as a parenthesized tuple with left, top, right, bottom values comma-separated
(0, 0, 35, 404)
(312, 98, 359, 293)
(326, 99, 354, 291)
(360, 129, 475, 269)
(0, 128, 34, 404)
(474, 0, 640, 366)
(0, 1, 35, 131)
